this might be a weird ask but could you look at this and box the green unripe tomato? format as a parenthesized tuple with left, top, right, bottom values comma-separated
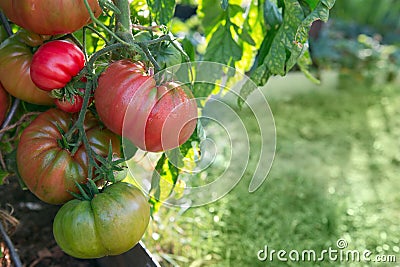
(53, 182, 150, 259)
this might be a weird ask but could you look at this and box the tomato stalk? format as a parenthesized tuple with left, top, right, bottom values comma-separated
(113, 0, 134, 43)
(84, 25, 110, 45)
(83, 0, 129, 46)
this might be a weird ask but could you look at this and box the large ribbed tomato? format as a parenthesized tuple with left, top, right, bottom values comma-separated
(0, 34, 53, 105)
(95, 60, 198, 152)
(53, 182, 150, 259)
(0, 83, 10, 125)
(0, 0, 102, 35)
(94, 60, 155, 136)
(16, 109, 121, 204)
(30, 40, 85, 91)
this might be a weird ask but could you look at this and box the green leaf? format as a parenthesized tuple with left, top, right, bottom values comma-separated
(240, 0, 335, 102)
(264, 0, 283, 28)
(294, 0, 336, 44)
(288, 0, 335, 80)
(256, 26, 280, 67)
(297, 49, 320, 84)
(0, 170, 10, 185)
(232, 23, 256, 46)
(238, 64, 270, 108)
(198, 0, 225, 35)
(146, 0, 176, 25)
(221, 0, 229, 10)
(204, 23, 242, 65)
(149, 153, 180, 211)
(263, 0, 305, 76)
(321, 0, 335, 9)
(181, 37, 196, 61)
(302, 0, 319, 10)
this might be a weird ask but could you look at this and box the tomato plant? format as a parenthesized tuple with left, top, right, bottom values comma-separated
(0, 0, 337, 263)
(0, 0, 101, 35)
(0, 33, 53, 105)
(0, 83, 10, 125)
(16, 109, 121, 204)
(53, 182, 150, 259)
(95, 60, 197, 152)
(30, 40, 85, 91)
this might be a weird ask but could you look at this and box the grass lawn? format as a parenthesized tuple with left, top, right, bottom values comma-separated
(143, 76, 400, 267)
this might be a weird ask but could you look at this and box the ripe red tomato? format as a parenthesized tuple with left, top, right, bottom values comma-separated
(16, 109, 121, 204)
(124, 81, 198, 152)
(30, 40, 85, 91)
(0, 83, 11, 125)
(55, 88, 94, 113)
(0, 34, 53, 105)
(94, 60, 155, 135)
(53, 182, 150, 259)
(0, 0, 102, 35)
(95, 60, 197, 152)
(55, 93, 84, 113)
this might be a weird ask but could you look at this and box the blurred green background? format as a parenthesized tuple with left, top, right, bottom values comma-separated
(142, 1, 400, 266)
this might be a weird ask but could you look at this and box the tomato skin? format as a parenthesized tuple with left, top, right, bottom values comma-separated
(95, 60, 197, 152)
(0, 0, 102, 35)
(53, 182, 150, 259)
(0, 83, 11, 125)
(124, 81, 198, 152)
(55, 88, 94, 113)
(55, 94, 84, 113)
(16, 109, 121, 204)
(0, 35, 53, 105)
(31, 41, 85, 91)
(94, 60, 156, 135)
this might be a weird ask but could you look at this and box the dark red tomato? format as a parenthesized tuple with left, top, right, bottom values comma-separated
(0, 83, 11, 125)
(95, 60, 198, 152)
(0, 34, 53, 105)
(30, 40, 85, 91)
(53, 182, 150, 259)
(0, 0, 102, 35)
(94, 60, 155, 135)
(16, 109, 121, 204)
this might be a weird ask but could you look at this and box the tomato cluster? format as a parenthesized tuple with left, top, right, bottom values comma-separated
(0, 0, 198, 259)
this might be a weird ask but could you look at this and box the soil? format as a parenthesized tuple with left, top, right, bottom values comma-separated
(0, 176, 98, 267)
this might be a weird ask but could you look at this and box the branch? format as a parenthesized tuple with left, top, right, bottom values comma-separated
(0, 112, 40, 135)
(0, 220, 22, 267)
(0, 99, 20, 141)
(83, 0, 130, 46)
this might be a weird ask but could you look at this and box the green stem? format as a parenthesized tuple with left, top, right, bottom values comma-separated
(138, 43, 161, 72)
(83, 0, 130, 46)
(84, 25, 110, 45)
(64, 80, 93, 140)
(64, 33, 84, 50)
(87, 43, 127, 67)
(80, 127, 99, 179)
(114, 0, 134, 43)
